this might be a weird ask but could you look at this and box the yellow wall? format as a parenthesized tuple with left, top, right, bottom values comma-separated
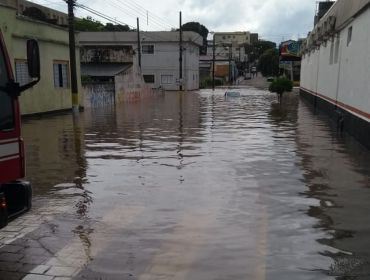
(0, 5, 82, 115)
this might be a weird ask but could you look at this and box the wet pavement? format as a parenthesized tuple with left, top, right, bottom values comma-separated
(1, 88, 370, 279)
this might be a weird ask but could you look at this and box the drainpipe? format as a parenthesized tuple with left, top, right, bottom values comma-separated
(314, 45, 321, 109)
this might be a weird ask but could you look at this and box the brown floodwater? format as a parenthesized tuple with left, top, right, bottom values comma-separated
(20, 89, 370, 279)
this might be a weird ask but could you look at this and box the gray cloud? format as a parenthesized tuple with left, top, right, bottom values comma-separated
(33, 0, 316, 43)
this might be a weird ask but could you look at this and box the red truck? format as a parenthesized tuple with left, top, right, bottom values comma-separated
(0, 30, 40, 228)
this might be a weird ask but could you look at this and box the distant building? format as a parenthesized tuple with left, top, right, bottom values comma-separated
(212, 31, 259, 62)
(0, 0, 83, 115)
(300, 0, 370, 149)
(78, 31, 202, 91)
(78, 41, 152, 106)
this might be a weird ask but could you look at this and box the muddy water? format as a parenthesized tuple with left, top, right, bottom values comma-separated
(21, 89, 370, 279)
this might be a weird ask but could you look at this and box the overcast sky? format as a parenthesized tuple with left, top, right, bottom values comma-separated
(31, 0, 317, 43)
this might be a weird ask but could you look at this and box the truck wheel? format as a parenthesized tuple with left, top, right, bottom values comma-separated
(0, 192, 8, 228)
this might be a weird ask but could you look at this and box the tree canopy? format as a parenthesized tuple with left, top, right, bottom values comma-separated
(181, 22, 209, 55)
(244, 40, 277, 63)
(258, 48, 279, 77)
(75, 17, 132, 32)
(75, 16, 104, 31)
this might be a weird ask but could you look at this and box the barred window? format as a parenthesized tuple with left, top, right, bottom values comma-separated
(15, 60, 32, 86)
(53, 61, 69, 88)
(142, 45, 154, 54)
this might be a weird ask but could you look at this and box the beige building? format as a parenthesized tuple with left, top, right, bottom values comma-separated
(18, 0, 68, 26)
(213, 31, 258, 62)
(0, 0, 82, 115)
(13, 0, 69, 26)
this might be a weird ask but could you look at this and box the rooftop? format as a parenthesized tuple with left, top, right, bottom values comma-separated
(78, 31, 203, 46)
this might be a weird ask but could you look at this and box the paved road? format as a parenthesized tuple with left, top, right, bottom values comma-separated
(1, 88, 370, 279)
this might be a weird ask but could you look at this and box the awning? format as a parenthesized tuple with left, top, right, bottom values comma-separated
(81, 63, 132, 77)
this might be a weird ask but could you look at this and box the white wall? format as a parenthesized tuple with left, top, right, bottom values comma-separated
(131, 42, 199, 91)
(301, 6, 370, 120)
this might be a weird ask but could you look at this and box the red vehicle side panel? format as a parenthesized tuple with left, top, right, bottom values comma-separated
(0, 30, 23, 184)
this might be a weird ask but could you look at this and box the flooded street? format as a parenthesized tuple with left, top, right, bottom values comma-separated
(1, 88, 370, 279)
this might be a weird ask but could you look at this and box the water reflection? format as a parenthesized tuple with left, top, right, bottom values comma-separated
(296, 100, 370, 277)
(19, 90, 370, 279)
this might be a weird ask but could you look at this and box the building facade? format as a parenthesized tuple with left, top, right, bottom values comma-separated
(79, 43, 154, 107)
(300, 0, 370, 149)
(0, 0, 83, 115)
(213, 31, 258, 62)
(78, 31, 202, 91)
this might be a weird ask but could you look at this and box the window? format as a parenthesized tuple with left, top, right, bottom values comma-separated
(143, 74, 155, 83)
(53, 61, 69, 88)
(15, 60, 32, 86)
(142, 45, 154, 54)
(0, 46, 14, 131)
(161, 75, 173, 84)
(347, 26, 352, 46)
(334, 37, 340, 64)
(329, 39, 334, 65)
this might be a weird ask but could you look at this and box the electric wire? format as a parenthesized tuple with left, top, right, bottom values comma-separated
(76, 4, 178, 43)
(108, 0, 173, 31)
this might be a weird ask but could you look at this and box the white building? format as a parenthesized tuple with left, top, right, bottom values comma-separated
(300, 0, 370, 149)
(77, 31, 202, 91)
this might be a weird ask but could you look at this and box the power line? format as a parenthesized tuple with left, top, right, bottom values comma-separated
(117, 0, 176, 29)
(109, 0, 173, 30)
(104, 0, 169, 31)
(75, 4, 177, 43)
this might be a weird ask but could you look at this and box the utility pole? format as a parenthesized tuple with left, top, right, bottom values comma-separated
(137, 17, 141, 69)
(228, 45, 232, 84)
(67, 0, 79, 113)
(179, 11, 183, 91)
(212, 35, 215, 91)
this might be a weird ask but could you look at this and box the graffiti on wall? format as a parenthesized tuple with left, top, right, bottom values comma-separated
(83, 83, 115, 108)
(80, 46, 133, 63)
(115, 67, 157, 103)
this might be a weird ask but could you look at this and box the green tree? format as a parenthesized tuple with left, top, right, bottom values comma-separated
(258, 48, 279, 77)
(102, 23, 131, 32)
(269, 76, 293, 103)
(75, 17, 104, 31)
(75, 17, 132, 32)
(244, 40, 277, 63)
(181, 22, 209, 55)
